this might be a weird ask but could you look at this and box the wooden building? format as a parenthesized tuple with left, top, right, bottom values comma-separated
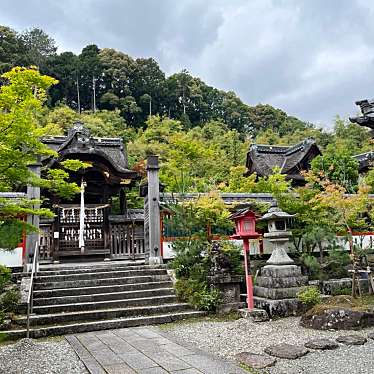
(245, 138, 321, 185)
(38, 122, 145, 262)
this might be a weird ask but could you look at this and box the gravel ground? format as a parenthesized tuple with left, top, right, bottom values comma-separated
(0, 338, 88, 374)
(160, 316, 374, 374)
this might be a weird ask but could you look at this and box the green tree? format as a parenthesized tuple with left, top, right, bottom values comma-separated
(20, 28, 57, 69)
(311, 144, 359, 192)
(0, 67, 85, 248)
(0, 26, 26, 73)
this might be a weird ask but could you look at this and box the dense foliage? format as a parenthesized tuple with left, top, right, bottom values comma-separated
(168, 193, 242, 311)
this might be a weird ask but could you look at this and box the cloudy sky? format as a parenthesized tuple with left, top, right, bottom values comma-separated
(1, 0, 374, 128)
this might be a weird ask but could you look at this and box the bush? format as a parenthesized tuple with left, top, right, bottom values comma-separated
(324, 250, 351, 279)
(0, 265, 11, 292)
(220, 241, 244, 276)
(297, 286, 321, 306)
(0, 288, 20, 313)
(300, 254, 322, 280)
(331, 286, 351, 296)
(175, 278, 221, 312)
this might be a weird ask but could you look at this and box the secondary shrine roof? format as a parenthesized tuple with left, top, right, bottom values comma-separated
(245, 138, 321, 181)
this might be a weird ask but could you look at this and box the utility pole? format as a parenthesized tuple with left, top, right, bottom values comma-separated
(92, 76, 96, 113)
(76, 75, 81, 114)
(149, 95, 152, 116)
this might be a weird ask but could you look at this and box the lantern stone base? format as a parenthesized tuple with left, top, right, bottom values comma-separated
(254, 264, 308, 318)
(207, 274, 245, 314)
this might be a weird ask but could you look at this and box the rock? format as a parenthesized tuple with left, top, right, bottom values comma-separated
(368, 332, 374, 340)
(264, 343, 309, 359)
(300, 308, 374, 330)
(235, 352, 276, 369)
(304, 338, 339, 350)
(239, 308, 269, 322)
(336, 335, 367, 346)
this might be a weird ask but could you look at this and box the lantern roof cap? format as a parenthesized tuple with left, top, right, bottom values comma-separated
(230, 208, 258, 220)
(260, 207, 296, 221)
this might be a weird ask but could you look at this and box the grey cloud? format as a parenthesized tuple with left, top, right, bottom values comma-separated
(1, 0, 374, 128)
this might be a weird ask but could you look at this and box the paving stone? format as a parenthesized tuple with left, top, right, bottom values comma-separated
(79, 357, 107, 374)
(90, 348, 124, 366)
(304, 338, 339, 350)
(235, 352, 276, 369)
(336, 335, 368, 346)
(118, 352, 159, 370)
(77, 334, 108, 352)
(171, 369, 203, 374)
(65, 335, 92, 359)
(97, 332, 138, 354)
(147, 351, 192, 371)
(182, 354, 247, 374)
(162, 342, 195, 356)
(264, 343, 309, 359)
(368, 332, 374, 340)
(129, 338, 159, 353)
(134, 328, 162, 339)
(104, 363, 137, 374)
(140, 367, 169, 374)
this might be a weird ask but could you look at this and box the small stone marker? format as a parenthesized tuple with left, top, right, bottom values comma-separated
(264, 343, 309, 359)
(304, 338, 339, 350)
(368, 332, 374, 340)
(239, 308, 269, 322)
(336, 335, 367, 346)
(235, 352, 276, 369)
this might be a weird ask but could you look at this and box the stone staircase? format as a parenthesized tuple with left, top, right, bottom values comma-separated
(9, 262, 204, 338)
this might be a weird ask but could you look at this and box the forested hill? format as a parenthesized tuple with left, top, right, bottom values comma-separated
(1, 24, 317, 137)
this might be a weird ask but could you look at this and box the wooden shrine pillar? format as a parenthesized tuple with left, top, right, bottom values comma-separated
(25, 160, 41, 270)
(144, 155, 162, 265)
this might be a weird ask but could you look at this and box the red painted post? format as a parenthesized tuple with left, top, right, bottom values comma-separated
(243, 238, 254, 310)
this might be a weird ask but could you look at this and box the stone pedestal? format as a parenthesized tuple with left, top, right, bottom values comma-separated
(207, 274, 244, 314)
(254, 264, 308, 317)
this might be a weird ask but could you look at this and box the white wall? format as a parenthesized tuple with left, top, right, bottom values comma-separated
(0, 247, 23, 267)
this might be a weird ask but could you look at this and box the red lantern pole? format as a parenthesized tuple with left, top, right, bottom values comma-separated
(243, 238, 254, 310)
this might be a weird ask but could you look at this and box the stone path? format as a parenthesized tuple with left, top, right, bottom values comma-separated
(66, 327, 247, 374)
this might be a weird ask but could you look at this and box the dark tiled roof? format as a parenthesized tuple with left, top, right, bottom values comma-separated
(42, 122, 137, 179)
(246, 138, 321, 178)
(353, 151, 374, 172)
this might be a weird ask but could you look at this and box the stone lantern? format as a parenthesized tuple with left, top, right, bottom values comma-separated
(254, 207, 308, 317)
(260, 207, 295, 266)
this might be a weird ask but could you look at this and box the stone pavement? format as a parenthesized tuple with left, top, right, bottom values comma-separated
(66, 327, 247, 374)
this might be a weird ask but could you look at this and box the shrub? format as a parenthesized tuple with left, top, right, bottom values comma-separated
(175, 278, 221, 312)
(324, 250, 351, 279)
(331, 286, 351, 296)
(300, 254, 322, 280)
(0, 265, 11, 292)
(0, 288, 20, 313)
(220, 241, 244, 276)
(297, 286, 321, 306)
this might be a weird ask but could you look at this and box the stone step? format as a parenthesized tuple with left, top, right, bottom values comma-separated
(33, 288, 176, 306)
(39, 261, 146, 272)
(34, 274, 171, 290)
(37, 264, 165, 276)
(4, 310, 206, 339)
(35, 268, 167, 283)
(16, 303, 192, 326)
(33, 281, 173, 298)
(33, 295, 178, 314)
